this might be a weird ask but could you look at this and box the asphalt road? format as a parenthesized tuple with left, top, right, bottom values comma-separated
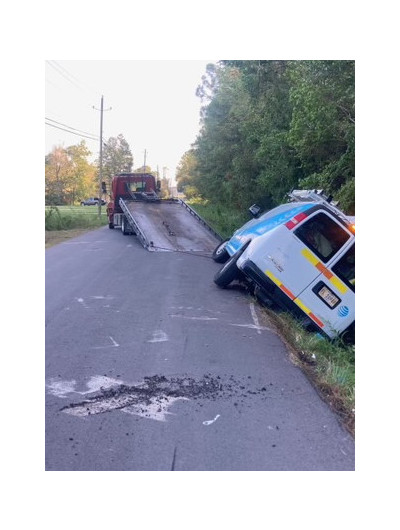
(45, 225, 355, 470)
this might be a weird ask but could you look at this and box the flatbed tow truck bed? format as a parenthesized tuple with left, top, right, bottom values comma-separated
(122, 199, 221, 253)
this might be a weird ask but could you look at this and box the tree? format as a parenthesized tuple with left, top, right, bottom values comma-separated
(101, 134, 133, 195)
(45, 146, 73, 205)
(176, 150, 198, 195)
(287, 61, 355, 212)
(193, 61, 299, 210)
(45, 142, 97, 205)
(192, 60, 355, 214)
(66, 142, 97, 204)
(194, 64, 246, 207)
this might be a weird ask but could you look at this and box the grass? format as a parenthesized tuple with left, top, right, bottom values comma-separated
(45, 205, 108, 231)
(187, 199, 250, 239)
(45, 205, 108, 248)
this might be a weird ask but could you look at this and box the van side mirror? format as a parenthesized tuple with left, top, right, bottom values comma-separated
(249, 204, 261, 218)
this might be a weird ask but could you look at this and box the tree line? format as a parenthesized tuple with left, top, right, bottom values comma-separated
(176, 60, 355, 214)
(45, 134, 140, 205)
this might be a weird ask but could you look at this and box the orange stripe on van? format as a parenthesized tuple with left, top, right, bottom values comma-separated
(316, 262, 329, 276)
(281, 284, 295, 300)
(308, 312, 324, 328)
(301, 248, 347, 294)
(266, 270, 294, 299)
(266, 270, 325, 329)
(294, 299, 325, 329)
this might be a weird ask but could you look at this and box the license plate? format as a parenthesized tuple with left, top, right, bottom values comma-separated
(318, 286, 339, 308)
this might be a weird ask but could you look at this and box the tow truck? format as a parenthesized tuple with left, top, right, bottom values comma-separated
(106, 173, 221, 253)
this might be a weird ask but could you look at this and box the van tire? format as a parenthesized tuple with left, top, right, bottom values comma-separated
(341, 321, 355, 345)
(109, 222, 114, 229)
(212, 239, 229, 263)
(214, 242, 249, 288)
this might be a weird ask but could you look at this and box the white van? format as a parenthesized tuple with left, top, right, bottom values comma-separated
(213, 190, 355, 342)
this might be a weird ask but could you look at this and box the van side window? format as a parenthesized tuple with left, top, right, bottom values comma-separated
(295, 212, 350, 263)
(332, 243, 355, 292)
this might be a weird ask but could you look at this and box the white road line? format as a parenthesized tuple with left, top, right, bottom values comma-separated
(230, 323, 272, 332)
(203, 414, 221, 426)
(250, 303, 262, 334)
(76, 297, 89, 309)
(109, 336, 119, 347)
(148, 330, 169, 343)
(170, 315, 218, 321)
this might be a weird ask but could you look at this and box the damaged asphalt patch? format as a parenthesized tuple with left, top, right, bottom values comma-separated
(59, 373, 271, 420)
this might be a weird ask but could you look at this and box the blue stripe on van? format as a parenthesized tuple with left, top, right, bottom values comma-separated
(226, 203, 315, 256)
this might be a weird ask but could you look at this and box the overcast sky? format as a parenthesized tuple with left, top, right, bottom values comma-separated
(45, 60, 214, 182)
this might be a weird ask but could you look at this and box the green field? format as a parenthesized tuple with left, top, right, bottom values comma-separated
(45, 205, 108, 231)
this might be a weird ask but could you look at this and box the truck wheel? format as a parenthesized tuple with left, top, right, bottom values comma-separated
(122, 216, 133, 235)
(212, 239, 229, 263)
(121, 216, 129, 235)
(214, 242, 249, 288)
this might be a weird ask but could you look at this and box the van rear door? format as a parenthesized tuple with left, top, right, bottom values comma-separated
(262, 210, 350, 296)
(265, 210, 353, 336)
(295, 241, 355, 337)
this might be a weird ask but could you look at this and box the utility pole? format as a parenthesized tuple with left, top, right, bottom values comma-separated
(98, 96, 104, 218)
(143, 149, 147, 172)
(93, 96, 111, 218)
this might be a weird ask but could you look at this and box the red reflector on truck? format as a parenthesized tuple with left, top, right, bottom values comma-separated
(285, 212, 308, 230)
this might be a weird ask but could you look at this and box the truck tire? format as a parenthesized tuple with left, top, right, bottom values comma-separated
(121, 216, 130, 235)
(214, 242, 249, 288)
(212, 239, 229, 263)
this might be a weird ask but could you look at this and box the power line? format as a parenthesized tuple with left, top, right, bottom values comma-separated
(45, 121, 99, 142)
(45, 120, 110, 148)
(46, 60, 100, 98)
(45, 117, 99, 139)
(46, 60, 85, 92)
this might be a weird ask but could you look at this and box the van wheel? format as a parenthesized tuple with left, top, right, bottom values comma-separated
(341, 322, 355, 345)
(212, 239, 229, 263)
(214, 242, 249, 288)
(109, 222, 114, 229)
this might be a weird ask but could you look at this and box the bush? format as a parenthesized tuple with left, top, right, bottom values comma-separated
(188, 200, 249, 239)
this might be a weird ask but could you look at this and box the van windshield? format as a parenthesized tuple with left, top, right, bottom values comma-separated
(294, 212, 350, 262)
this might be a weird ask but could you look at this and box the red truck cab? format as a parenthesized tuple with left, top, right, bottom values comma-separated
(107, 173, 160, 228)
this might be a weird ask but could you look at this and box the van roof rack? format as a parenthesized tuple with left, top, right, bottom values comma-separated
(288, 189, 353, 227)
